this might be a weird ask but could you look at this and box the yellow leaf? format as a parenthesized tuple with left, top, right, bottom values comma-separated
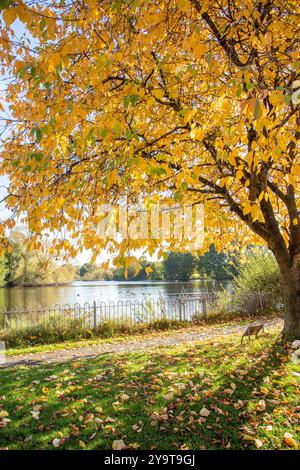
(283, 433, 298, 449)
(153, 89, 164, 99)
(243, 203, 252, 215)
(242, 434, 255, 442)
(3, 8, 17, 27)
(145, 266, 153, 274)
(192, 43, 207, 60)
(48, 52, 61, 72)
(292, 164, 300, 177)
(129, 442, 140, 449)
(183, 108, 197, 124)
(236, 170, 243, 180)
(190, 128, 205, 141)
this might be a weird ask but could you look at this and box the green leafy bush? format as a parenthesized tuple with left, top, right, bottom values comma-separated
(210, 250, 284, 316)
(233, 250, 283, 300)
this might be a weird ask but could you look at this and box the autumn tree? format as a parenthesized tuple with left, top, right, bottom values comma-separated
(0, 0, 299, 340)
(3, 229, 77, 286)
(198, 244, 238, 280)
(164, 252, 194, 281)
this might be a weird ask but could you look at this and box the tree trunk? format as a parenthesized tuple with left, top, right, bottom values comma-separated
(281, 254, 300, 342)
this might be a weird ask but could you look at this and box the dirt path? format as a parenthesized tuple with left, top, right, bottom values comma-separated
(0, 317, 282, 369)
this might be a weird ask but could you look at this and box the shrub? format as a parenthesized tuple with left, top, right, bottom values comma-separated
(233, 250, 283, 300)
(208, 250, 284, 317)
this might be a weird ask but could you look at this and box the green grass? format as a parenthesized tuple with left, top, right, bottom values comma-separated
(0, 331, 299, 450)
(4, 314, 278, 356)
(1, 317, 190, 349)
(1, 305, 279, 350)
(5, 335, 129, 356)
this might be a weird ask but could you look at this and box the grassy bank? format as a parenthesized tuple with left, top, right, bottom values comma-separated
(3, 316, 268, 357)
(2, 313, 281, 354)
(0, 331, 299, 450)
(1, 316, 186, 349)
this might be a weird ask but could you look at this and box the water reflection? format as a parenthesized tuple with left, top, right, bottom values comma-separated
(0, 279, 232, 310)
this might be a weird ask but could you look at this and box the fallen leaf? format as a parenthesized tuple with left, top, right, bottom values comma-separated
(128, 443, 140, 449)
(30, 410, 40, 420)
(164, 391, 174, 401)
(199, 407, 210, 417)
(254, 439, 263, 448)
(112, 439, 126, 450)
(242, 434, 256, 442)
(283, 432, 298, 449)
(53, 438, 62, 448)
(0, 418, 10, 428)
(120, 393, 129, 401)
(84, 413, 94, 424)
(105, 416, 116, 423)
(256, 399, 266, 412)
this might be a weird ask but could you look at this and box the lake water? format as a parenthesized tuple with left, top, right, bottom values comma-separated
(0, 279, 232, 311)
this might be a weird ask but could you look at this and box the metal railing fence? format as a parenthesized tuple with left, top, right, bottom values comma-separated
(0, 291, 278, 334)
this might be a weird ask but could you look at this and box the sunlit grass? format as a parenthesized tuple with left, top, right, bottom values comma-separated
(4, 315, 277, 356)
(0, 330, 299, 450)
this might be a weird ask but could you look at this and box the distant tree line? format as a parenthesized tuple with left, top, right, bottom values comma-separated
(0, 231, 76, 287)
(0, 236, 238, 287)
(78, 245, 238, 282)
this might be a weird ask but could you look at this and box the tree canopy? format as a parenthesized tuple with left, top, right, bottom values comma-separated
(0, 0, 299, 339)
(3, 230, 77, 286)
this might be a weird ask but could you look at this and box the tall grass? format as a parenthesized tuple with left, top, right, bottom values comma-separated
(0, 312, 185, 348)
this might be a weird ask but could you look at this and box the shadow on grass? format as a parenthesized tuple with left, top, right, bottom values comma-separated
(0, 335, 293, 450)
